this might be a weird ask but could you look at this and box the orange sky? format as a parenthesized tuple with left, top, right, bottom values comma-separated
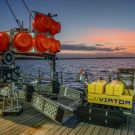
(61, 28, 135, 57)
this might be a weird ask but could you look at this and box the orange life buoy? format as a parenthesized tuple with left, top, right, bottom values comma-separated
(34, 34, 51, 52)
(13, 32, 33, 52)
(50, 19, 61, 35)
(0, 32, 9, 52)
(33, 13, 51, 32)
(49, 38, 61, 53)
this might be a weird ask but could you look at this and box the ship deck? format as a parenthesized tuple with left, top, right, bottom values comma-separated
(0, 102, 135, 135)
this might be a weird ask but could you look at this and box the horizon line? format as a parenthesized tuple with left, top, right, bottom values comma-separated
(57, 56, 135, 59)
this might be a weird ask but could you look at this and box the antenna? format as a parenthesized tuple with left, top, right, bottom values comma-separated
(48, 13, 58, 17)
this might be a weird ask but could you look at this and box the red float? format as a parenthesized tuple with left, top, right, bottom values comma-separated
(33, 13, 51, 32)
(34, 34, 51, 52)
(50, 19, 61, 35)
(0, 32, 10, 52)
(14, 32, 33, 52)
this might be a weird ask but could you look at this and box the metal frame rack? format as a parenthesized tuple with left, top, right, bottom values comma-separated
(0, 26, 58, 115)
(0, 11, 84, 124)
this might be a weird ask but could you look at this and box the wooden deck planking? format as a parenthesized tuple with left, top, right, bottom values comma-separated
(0, 105, 45, 135)
(0, 108, 37, 128)
(20, 121, 57, 135)
(60, 127, 73, 135)
(0, 108, 40, 134)
(0, 115, 33, 133)
(121, 126, 129, 135)
(90, 125, 102, 135)
(127, 115, 135, 135)
(0, 103, 30, 124)
(0, 102, 134, 135)
(18, 118, 47, 135)
(106, 128, 115, 135)
(0, 109, 35, 132)
(113, 128, 121, 135)
(75, 123, 90, 135)
(53, 126, 67, 135)
(83, 124, 96, 135)
(68, 122, 85, 135)
(4, 114, 46, 135)
(98, 126, 108, 135)
(45, 125, 61, 135)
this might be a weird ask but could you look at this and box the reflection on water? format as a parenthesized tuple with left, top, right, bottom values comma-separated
(16, 58, 135, 88)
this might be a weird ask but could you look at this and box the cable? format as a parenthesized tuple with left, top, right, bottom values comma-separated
(21, 0, 34, 19)
(119, 80, 131, 96)
(5, 0, 22, 28)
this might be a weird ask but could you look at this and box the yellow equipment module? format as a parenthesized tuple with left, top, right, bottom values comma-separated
(87, 80, 133, 109)
(88, 80, 106, 94)
(95, 80, 106, 94)
(105, 80, 118, 95)
(113, 81, 125, 96)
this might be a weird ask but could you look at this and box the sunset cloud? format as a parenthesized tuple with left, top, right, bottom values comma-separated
(61, 28, 135, 56)
(62, 44, 126, 52)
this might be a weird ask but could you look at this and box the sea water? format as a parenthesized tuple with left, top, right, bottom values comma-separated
(16, 58, 135, 88)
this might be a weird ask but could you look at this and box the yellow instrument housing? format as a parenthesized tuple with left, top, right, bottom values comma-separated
(88, 80, 106, 94)
(105, 80, 118, 95)
(87, 80, 133, 109)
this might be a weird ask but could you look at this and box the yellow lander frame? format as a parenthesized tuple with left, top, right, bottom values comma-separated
(88, 90, 133, 109)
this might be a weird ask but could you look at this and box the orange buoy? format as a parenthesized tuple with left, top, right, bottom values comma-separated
(34, 34, 45, 52)
(13, 32, 33, 52)
(49, 38, 61, 53)
(49, 38, 56, 53)
(55, 40, 61, 52)
(0, 32, 9, 52)
(34, 34, 51, 52)
(33, 13, 51, 32)
(50, 19, 61, 35)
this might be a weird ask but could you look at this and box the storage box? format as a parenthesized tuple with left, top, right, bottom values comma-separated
(105, 80, 118, 95)
(114, 81, 125, 96)
(95, 80, 106, 94)
(88, 82, 96, 93)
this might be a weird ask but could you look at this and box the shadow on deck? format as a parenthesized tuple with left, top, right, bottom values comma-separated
(0, 101, 135, 135)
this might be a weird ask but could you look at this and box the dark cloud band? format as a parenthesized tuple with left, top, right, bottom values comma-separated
(61, 44, 125, 52)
